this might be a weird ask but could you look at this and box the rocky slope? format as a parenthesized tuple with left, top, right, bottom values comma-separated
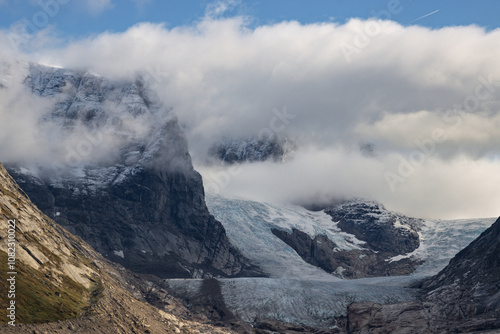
(0, 162, 235, 333)
(325, 200, 422, 254)
(347, 216, 500, 333)
(272, 228, 420, 278)
(420, 215, 500, 332)
(3, 62, 259, 279)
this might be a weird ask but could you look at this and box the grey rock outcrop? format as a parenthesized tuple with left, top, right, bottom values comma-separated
(347, 301, 430, 334)
(272, 227, 421, 278)
(420, 216, 500, 332)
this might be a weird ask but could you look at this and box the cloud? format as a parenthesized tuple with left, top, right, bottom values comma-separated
(2, 17, 500, 219)
(86, 0, 113, 14)
(198, 147, 500, 220)
(205, 0, 241, 19)
(0, 61, 61, 166)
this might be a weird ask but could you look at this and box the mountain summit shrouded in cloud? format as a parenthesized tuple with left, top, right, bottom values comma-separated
(1, 16, 500, 219)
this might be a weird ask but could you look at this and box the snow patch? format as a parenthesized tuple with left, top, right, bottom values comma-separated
(113, 250, 125, 258)
(393, 218, 411, 231)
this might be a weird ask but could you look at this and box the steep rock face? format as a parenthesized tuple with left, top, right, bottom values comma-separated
(0, 162, 96, 324)
(347, 301, 430, 334)
(420, 216, 500, 332)
(5, 63, 258, 279)
(347, 217, 500, 333)
(421, 216, 500, 291)
(0, 162, 236, 333)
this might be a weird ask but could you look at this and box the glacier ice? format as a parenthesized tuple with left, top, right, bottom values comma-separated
(167, 193, 497, 327)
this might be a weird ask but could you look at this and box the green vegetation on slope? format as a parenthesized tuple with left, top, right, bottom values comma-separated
(0, 250, 90, 324)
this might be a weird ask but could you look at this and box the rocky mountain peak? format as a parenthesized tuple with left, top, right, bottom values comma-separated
(4, 62, 260, 279)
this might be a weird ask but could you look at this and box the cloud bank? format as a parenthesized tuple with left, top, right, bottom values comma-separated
(2, 17, 500, 219)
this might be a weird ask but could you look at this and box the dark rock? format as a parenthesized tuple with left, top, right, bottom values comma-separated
(271, 199, 423, 279)
(347, 301, 430, 334)
(272, 228, 422, 278)
(253, 318, 342, 333)
(419, 216, 500, 332)
(325, 200, 421, 255)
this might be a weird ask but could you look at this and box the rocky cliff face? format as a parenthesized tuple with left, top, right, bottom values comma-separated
(0, 162, 97, 324)
(272, 199, 423, 278)
(4, 63, 259, 279)
(347, 216, 500, 333)
(0, 162, 235, 333)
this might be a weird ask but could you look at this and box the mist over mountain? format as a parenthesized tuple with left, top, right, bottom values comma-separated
(1, 2, 500, 332)
(2, 17, 500, 218)
(1, 62, 259, 280)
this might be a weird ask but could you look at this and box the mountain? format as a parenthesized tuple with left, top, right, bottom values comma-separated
(160, 193, 490, 329)
(0, 162, 234, 333)
(3, 62, 260, 279)
(210, 196, 424, 279)
(3, 61, 499, 333)
(209, 136, 294, 164)
(284, 199, 424, 278)
(347, 216, 500, 333)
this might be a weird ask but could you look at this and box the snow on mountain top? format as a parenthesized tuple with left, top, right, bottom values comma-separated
(3, 62, 190, 192)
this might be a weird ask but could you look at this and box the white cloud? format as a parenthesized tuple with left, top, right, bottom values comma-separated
(86, 0, 113, 14)
(205, 0, 240, 19)
(198, 148, 500, 220)
(2, 17, 500, 219)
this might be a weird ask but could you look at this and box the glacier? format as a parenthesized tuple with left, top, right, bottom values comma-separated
(166, 193, 496, 327)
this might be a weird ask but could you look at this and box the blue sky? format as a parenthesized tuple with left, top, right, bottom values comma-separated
(0, 0, 499, 41)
